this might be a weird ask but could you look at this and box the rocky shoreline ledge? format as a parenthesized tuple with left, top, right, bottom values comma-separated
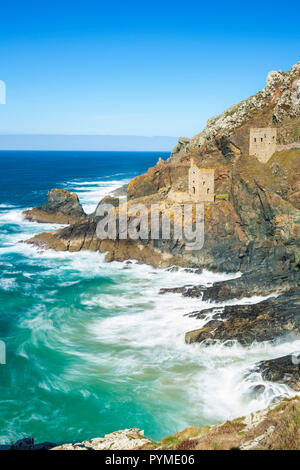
(184, 287, 300, 346)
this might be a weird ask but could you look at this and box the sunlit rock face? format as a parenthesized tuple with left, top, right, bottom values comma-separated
(169, 61, 300, 159)
(23, 188, 86, 224)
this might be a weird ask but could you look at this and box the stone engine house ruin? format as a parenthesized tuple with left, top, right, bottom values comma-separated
(249, 128, 277, 163)
(188, 159, 215, 202)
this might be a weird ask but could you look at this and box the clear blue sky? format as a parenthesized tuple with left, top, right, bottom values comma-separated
(0, 0, 299, 137)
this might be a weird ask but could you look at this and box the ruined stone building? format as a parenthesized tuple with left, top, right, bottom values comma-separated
(249, 128, 277, 163)
(188, 159, 214, 202)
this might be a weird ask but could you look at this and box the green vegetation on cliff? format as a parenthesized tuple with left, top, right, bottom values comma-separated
(140, 397, 300, 450)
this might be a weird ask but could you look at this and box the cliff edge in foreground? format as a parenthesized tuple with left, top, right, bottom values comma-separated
(6, 396, 300, 450)
(48, 396, 300, 450)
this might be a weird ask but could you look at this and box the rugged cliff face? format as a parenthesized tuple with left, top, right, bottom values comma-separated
(169, 61, 300, 161)
(17, 63, 300, 452)
(25, 63, 300, 291)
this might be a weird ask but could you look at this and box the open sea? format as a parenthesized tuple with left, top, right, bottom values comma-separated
(0, 151, 298, 445)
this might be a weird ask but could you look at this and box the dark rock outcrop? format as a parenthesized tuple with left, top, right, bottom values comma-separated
(27, 218, 99, 252)
(180, 268, 300, 302)
(254, 354, 300, 391)
(185, 288, 300, 346)
(8, 437, 56, 451)
(23, 188, 86, 224)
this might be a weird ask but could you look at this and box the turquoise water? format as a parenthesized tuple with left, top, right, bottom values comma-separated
(0, 151, 297, 445)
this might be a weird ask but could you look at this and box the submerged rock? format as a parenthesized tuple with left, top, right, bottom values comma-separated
(159, 285, 199, 295)
(23, 188, 86, 224)
(248, 384, 266, 399)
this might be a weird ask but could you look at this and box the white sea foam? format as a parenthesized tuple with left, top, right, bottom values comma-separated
(0, 208, 26, 224)
(0, 207, 68, 251)
(86, 273, 297, 425)
(0, 277, 17, 290)
(1, 175, 299, 436)
(63, 177, 130, 214)
(0, 203, 17, 209)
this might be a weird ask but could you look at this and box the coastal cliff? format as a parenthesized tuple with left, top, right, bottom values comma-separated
(23, 62, 300, 347)
(20, 63, 300, 442)
(25, 63, 300, 288)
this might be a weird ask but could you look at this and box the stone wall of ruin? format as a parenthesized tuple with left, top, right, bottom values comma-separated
(249, 128, 277, 163)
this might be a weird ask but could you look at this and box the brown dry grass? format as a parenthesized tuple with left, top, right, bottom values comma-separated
(143, 397, 300, 451)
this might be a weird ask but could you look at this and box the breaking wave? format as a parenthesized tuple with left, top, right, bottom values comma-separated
(0, 172, 298, 445)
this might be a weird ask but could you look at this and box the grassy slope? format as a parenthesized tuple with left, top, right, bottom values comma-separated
(140, 396, 300, 450)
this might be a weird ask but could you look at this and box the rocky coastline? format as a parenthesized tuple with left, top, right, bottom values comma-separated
(17, 62, 300, 450)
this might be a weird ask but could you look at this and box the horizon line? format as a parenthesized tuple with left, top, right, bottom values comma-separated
(0, 149, 172, 152)
(0, 133, 179, 138)
(0, 134, 178, 152)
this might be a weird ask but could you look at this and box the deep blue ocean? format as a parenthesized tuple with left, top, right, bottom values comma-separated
(0, 151, 161, 209)
(0, 151, 296, 446)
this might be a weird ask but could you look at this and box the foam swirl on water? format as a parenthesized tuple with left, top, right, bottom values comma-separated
(0, 176, 298, 445)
